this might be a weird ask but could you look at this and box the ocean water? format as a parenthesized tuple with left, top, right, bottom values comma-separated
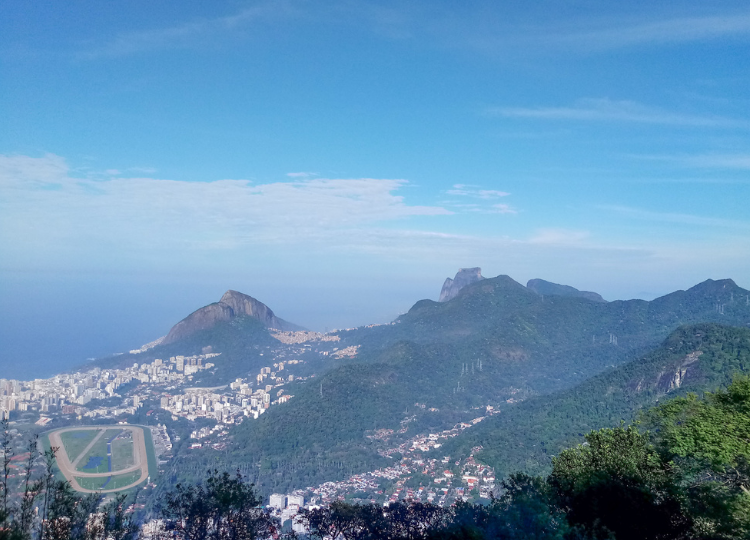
(0, 271, 434, 381)
(0, 277, 189, 380)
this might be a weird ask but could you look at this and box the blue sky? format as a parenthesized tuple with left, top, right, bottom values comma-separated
(1, 1, 749, 378)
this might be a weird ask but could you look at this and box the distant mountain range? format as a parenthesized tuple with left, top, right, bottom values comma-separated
(223, 273, 750, 492)
(85, 270, 750, 495)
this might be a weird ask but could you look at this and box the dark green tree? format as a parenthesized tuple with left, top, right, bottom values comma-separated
(645, 375, 750, 538)
(301, 500, 447, 540)
(549, 425, 690, 540)
(428, 475, 568, 540)
(302, 501, 378, 540)
(160, 469, 276, 540)
(489, 473, 567, 540)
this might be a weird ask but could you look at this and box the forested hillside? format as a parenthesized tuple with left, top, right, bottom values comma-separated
(220, 277, 750, 493)
(441, 323, 750, 477)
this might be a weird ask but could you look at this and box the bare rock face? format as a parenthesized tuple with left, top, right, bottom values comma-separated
(163, 290, 302, 344)
(656, 351, 702, 393)
(439, 267, 485, 302)
(219, 290, 280, 327)
(526, 278, 606, 303)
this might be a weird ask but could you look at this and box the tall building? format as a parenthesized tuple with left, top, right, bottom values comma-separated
(287, 494, 304, 508)
(269, 494, 285, 509)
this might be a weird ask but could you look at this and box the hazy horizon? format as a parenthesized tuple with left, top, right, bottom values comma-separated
(2, 269, 747, 381)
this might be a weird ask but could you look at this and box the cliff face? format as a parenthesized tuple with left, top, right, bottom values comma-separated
(526, 278, 606, 303)
(219, 290, 280, 327)
(163, 290, 302, 345)
(439, 267, 484, 302)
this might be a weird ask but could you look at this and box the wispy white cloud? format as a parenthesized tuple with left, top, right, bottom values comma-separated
(528, 229, 590, 246)
(0, 153, 69, 188)
(286, 172, 318, 178)
(600, 205, 750, 229)
(2, 154, 747, 296)
(443, 184, 516, 214)
(557, 13, 750, 50)
(63, 4, 750, 62)
(446, 184, 510, 198)
(0, 154, 451, 254)
(488, 98, 746, 127)
(681, 154, 750, 170)
(78, 2, 298, 59)
(461, 11, 750, 54)
(492, 204, 517, 215)
(391, 8, 750, 57)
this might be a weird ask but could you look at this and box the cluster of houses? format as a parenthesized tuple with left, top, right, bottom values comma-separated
(160, 359, 305, 426)
(279, 411, 501, 509)
(0, 353, 217, 420)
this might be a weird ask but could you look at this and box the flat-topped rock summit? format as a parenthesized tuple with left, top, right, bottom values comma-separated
(163, 290, 302, 344)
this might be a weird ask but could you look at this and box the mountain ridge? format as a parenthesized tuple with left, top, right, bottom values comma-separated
(223, 275, 750, 493)
(526, 278, 606, 302)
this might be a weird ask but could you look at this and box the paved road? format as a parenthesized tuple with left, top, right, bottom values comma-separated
(48, 425, 149, 494)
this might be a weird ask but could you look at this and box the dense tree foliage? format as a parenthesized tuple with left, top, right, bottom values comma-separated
(644, 377, 750, 538)
(549, 425, 690, 539)
(156, 470, 277, 540)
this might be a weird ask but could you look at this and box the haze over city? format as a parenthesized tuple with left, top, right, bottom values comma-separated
(1, 1, 749, 379)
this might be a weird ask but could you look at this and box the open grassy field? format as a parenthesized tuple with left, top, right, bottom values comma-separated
(75, 470, 143, 491)
(75, 428, 122, 473)
(59, 429, 101, 463)
(74, 475, 108, 491)
(111, 436, 135, 471)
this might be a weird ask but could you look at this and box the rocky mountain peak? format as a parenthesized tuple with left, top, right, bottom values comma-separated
(162, 290, 302, 345)
(439, 267, 485, 302)
(219, 290, 275, 320)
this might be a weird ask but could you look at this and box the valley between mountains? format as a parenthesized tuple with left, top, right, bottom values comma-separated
(8, 269, 750, 509)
